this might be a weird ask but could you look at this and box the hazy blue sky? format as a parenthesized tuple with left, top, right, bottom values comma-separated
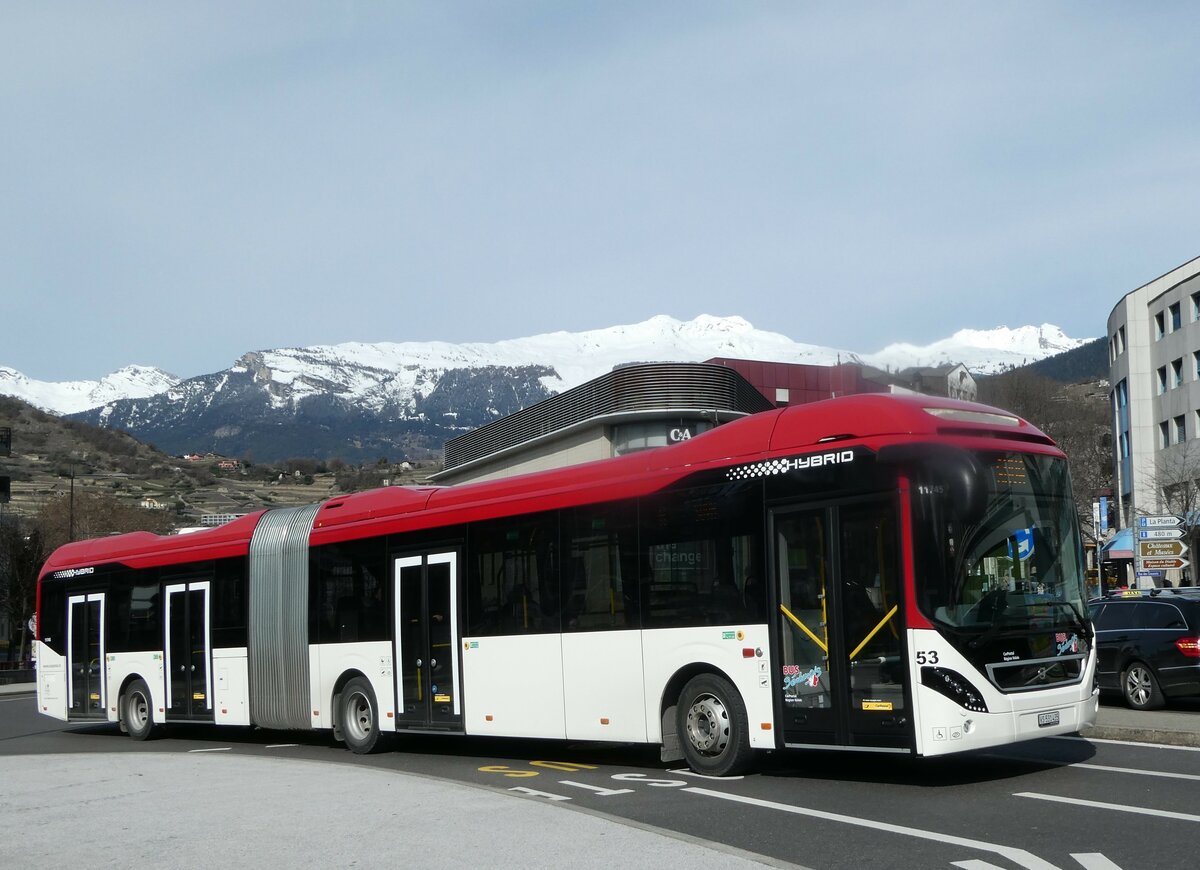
(4, 2, 1198, 381)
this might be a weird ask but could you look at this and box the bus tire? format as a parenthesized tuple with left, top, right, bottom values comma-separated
(676, 673, 753, 777)
(1120, 661, 1165, 710)
(339, 677, 383, 754)
(123, 679, 157, 741)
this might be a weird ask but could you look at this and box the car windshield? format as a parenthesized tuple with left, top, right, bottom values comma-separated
(913, 451, 1089, 637)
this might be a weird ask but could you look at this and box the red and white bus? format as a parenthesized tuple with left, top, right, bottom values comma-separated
(34, 394, 1097, 775)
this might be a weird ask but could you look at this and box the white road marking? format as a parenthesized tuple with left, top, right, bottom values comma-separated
(684, 786, 1062, 870)
(952, 860, 1006, 869)
(558, 780, 634, 797)
(1015, 792, 1200, 823)
(187, 747, 232, 753)
(266, 743, 299, 749)
(1070, 854, 1124, 870)
(666, 767, 745, 781)
(1073, 762, 1200, 782)
(509, 786, 571, 802)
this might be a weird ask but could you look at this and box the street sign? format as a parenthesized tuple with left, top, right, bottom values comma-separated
(1139, 540, 1188, 557)
(1138, 528, 1185, 539)
(1138, 515, 1184, 527)
(1140, 558, 1190, 570)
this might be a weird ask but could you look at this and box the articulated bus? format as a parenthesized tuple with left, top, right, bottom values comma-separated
(34, 394, 1097, 775)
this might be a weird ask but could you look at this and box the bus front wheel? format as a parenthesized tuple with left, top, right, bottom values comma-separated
(339, 677, 383, 754)
(123, 679, 157, 741)
(676, 673, 753, 777)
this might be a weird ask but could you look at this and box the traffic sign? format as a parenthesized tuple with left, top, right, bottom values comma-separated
(1139, 540, 1187, 557)
(1139, 515, 1184, 527)
(1138, 528, 1185, 539)
(1140, 558, 1190, 570)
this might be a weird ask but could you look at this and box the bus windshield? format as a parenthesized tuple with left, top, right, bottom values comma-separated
(914, 451, 1089, 639)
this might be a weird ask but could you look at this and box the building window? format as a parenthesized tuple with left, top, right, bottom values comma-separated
(1160, 421, 1170, 448)
(1176, 415, 1187, 444)
(1170, 302, 1182, 332)
(1173, 358, 1184, 388)
(1117, 378, 1128, 408)
(1193, 291, 1200, 321)
(1120, 432, 1130, 458)
(1156, 311, 1166, 339)
(612, 420, 714, 456)
(1158, 366, 1168, 394)
(1194, 351, 1200, 381)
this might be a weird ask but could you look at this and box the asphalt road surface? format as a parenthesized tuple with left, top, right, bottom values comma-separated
(2, 688, 1198, 869)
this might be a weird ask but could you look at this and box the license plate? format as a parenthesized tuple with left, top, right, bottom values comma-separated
(1038, 711, 1060, 728)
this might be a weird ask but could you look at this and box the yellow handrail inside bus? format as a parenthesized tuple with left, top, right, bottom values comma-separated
(779, 603, 828, 654)
(849, 604, 898, 661)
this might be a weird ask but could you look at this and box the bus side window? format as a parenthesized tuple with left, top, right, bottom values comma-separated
(467, 512, 560, 636)
(562, 503, 638, 632)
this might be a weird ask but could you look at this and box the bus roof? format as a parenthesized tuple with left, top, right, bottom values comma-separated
(38, 393, 1055, 575)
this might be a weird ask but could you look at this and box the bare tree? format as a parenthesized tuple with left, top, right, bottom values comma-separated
(0, 515, 46, 664)
(36, 490, 175, 554)
(980, 372, 1112, 549)
(1147, 439, 1200, 585)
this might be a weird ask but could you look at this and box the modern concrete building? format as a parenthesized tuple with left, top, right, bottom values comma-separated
(435, 357, 980, 486)
(1106, 254, 1200, 582)
(432, 362, 773, 484)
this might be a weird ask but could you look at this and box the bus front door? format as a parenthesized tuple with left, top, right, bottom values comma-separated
(773, 498, 910, 750)
(164, 581, 212, 720)
(394, 551, 462, 731)
(67, 593, 106, 720)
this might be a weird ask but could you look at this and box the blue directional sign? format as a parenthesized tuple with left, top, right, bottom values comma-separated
(1008, 528, 1034, 561)
(1138, 515, 1184, 527)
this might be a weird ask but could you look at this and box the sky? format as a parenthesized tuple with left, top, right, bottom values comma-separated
(3, 2, 1199, 382)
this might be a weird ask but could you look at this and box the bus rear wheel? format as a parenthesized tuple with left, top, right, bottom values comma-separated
(676, 673, 753, 777)
(339, 677, 383, 754)
(123, 679, 157, 741)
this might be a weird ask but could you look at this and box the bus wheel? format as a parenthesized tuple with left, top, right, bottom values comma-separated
(123, 679, 157, 741)
(677, 673, 753, 777)
(340, 677, 382, 754)
(1121, 661, 1165, 710)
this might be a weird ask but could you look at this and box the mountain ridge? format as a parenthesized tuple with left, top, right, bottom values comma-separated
(3, 315, 1091, 417)
(1, 315, 1097, 464)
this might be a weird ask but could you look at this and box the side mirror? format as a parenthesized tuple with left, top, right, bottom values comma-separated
(877, 443, 988, 525)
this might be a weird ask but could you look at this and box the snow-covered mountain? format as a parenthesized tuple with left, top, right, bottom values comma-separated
(227, 314, 854, 415)
(859, 324, 1085, 374)
(0, 315, 1094, 462)
(0, 364, 179, 415)
(2, 316, 1090, 418)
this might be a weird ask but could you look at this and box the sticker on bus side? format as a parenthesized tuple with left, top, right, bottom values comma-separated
(862, 700, 893, 711)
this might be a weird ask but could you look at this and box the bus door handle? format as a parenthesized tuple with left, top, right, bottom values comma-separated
(416, 658, 423, 668)
(430, 658, 438, 669)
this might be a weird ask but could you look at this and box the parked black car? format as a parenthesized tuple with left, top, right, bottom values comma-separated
(1089, 589, 1200, 709)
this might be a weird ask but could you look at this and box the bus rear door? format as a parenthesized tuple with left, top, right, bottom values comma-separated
(164, 580, 213, 721)
(772, 497, 911, 750)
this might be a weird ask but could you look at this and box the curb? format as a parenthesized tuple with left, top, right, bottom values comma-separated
(1084, 725, 1200, 748)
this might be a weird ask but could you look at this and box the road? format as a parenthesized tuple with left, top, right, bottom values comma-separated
(2, 688, 1197, 869)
